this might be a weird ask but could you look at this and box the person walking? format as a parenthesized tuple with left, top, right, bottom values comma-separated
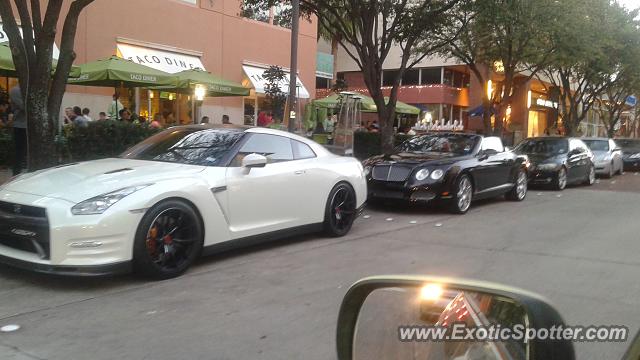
(9, 86, 26, 175)
(107, 94, 123, 120)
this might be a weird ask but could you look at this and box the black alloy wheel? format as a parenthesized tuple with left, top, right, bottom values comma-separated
(324, 183, 357, 237)
(449, 174, 473, 214)
(133, 199, 203, 279)
(554, 167, 567, 191)
(506, 169, 528, 201)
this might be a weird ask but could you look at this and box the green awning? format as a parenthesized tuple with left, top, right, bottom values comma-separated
(0, 42, 81, 77)
(313, 92, 420, 115)
(68, 56, 176, 87)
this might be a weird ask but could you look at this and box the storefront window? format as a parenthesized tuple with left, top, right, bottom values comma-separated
(443, 69, 453, 86)
(382, 70, 399, 87)
(421, 68, 441, 85)
(402, 69, 420, 86)
(316, 77, 331, 89)
(241, 2, 270, 23)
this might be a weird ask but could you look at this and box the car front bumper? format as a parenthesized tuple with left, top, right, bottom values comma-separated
(368, 180, 449, 203)
(594, 160, 612, 175)
(0, 189, 142, 276)
(528, 169, 558, 185)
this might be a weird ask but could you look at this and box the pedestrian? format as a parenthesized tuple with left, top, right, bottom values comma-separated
(119, 108, 132, 122)
(222, 114, 231, 124)
(9, 86, 26, 175)
(64, 107, 75, 125)
(200, 116, 210, 124)
(98, 111, 107, 121)
(73, 106, 89, 128)
(108, 94, 123, 120)
(150, 113, 162, 128)
(82, 107, 93, 122)
(0, 100, 11, 127)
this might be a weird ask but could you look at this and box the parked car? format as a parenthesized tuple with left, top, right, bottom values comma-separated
(514, 137, 595, 190)
(0, 125, 367, 278)
(362, 133, 529, 214)
(615, 138, 640, 172)
(582, 138, 623, 178)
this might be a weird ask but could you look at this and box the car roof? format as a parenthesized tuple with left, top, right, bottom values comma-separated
(582, 137, 611, 141)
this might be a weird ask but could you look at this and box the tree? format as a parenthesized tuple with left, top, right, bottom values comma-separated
(541, 0, 638, 136)
(430, 0, 557, 135)
(247, 0, 463, 154)
(262, 65, 288, 123)
(0, 0, 96, 170)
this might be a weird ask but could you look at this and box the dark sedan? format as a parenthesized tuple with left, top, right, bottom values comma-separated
(514, 137, 595, 190)
(363, 133, 529, 214)
(615, 138, 640, 171)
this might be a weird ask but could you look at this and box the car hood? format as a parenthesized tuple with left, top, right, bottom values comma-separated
(622, 148, 640, 157)
(2, 158, 205, 203)
(591, 151, 609, 161)
(364, 152, 468, 167)
(518, 152, 562, 165)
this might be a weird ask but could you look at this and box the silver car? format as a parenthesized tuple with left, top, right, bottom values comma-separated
(582, 138, 623, 178)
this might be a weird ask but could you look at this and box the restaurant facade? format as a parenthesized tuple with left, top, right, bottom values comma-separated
(41, 0, 317, 126)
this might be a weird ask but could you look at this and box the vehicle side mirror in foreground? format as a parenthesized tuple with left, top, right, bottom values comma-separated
(242, 153, 267, 168)
(336, 276, 576, 360)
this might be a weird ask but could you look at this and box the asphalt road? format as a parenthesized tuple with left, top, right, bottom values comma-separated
(1, 173, 640, 360)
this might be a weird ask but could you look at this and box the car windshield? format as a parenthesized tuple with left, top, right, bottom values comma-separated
(616, 139, 640, 150)
(396, 134, 480, 156)
(582, 140, 609, 151)
(515, 138, 568, 155)
(121, 128, 244, 166)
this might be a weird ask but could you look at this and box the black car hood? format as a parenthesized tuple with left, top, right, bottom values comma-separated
(364, 152, 469, 167)
(517, 152, 562, 165)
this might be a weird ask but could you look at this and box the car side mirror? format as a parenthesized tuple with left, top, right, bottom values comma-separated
(242, 153, 267, 168)
(336, 276, 576, 360)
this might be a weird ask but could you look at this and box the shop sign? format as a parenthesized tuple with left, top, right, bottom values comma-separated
(536, 98, 558, 109)
(116, 43, 205, 74)
(242, 65, 310, 98)
(626, 95, 637, 107)
(0, 23, 61, 58)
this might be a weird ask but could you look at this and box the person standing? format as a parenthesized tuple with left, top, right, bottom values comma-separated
(107, 94, 123, 120)
(9, 86, 26, 175)
(97, 112, 108, 121)
(82, 107, 93, 122)
(221, 114, 231, 124)
(200, 116, 210, 124)
(63, 107, 75, 125)
(73, 106, 89, 128)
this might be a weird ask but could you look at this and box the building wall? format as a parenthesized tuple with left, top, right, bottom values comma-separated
(57, 0, 317, 124)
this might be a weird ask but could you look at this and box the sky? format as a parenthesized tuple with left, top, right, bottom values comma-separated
(618, 0, 640, 10)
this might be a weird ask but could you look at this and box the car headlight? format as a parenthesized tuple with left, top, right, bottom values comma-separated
(537, 163, 559, 171)
(430, 169, 444, 180)
(71, 184, 152, 215)
(415, 169, 430, 181)
(364, 166, 371, 177)
(630, 153, 640, 159)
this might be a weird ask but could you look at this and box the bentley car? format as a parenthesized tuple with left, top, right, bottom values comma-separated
(616, 138, 640, 171)
(514, 137, 595, 190)
(582, 138, 623, 178)
(362, 133, 529, 214)
(0, 125, 366, 278)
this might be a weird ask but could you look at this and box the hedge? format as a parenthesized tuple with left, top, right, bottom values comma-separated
(353, 131, 412, 160)
(0, 121, 160, 167)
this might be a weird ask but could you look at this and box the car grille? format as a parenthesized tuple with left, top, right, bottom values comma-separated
(372, 165, 412, 182)
(0, 201, 50, 259)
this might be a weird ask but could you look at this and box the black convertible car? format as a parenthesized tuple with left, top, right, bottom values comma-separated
(362, 133, 529, 214)
(513, 137, 595, 190)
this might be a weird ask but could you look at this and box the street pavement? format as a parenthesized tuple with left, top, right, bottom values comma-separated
(1, 173, 640, 360)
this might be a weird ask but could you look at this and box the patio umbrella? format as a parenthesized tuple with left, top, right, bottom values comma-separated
(68, 56, 176, 120)
(313, 92, 420, 115)
(172, 68, 249, 97)
(0, 42, 81, 77)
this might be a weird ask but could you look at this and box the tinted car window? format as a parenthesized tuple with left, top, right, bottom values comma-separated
(397, 134, 480, 156)
(292, 140, 316, 160)
(617, 139, 640, 150)
(515, 138, 568, 155)
(237, 133, 294, 162)
(121, 128, 244, 166)
(582, 139, 609, 151)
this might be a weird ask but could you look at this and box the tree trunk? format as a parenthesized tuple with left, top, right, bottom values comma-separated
(26, 89, 57, 170)
(482, 97, 492, 135)
(379, 106, 395, 155)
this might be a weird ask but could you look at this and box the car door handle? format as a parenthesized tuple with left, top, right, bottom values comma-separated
(294, 170, 306, 175)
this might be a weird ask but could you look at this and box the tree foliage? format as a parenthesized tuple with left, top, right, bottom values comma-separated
(263, 65, 288, 122)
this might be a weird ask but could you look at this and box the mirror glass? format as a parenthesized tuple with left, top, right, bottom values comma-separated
(353, 284, 529, 360)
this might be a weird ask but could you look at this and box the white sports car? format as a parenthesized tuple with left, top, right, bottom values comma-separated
(0, 125, 367, 278)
